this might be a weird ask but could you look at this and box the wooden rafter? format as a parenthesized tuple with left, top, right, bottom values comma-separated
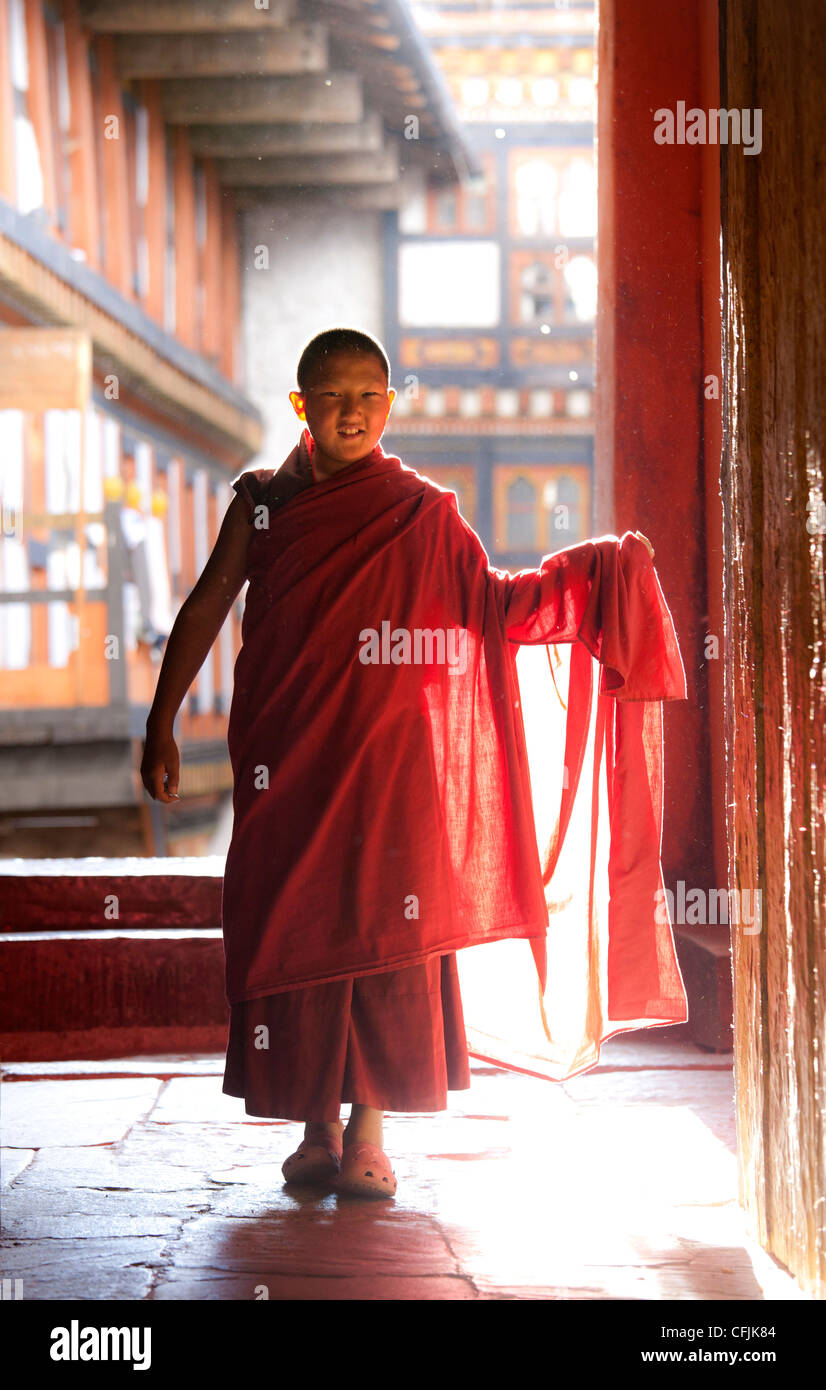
(231, 183, 403, 211)
(186, 115, 385, 160)
(80, 0, 477, 190)
(216, 147, 399, 187)
(113, 28, 328, 81)
(79, 0, 295, 32)
(160, 74, 364, 126)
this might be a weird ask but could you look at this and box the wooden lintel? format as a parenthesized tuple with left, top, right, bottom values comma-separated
(160, 73, 363, 125)
(79, 0, 294, 32)
(113, 26, 328, 80)
(216, 146, 399, 187)
(187, 114, 384, 159)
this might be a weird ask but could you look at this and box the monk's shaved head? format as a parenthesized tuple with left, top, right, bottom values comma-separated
(297, 328, 391, 394)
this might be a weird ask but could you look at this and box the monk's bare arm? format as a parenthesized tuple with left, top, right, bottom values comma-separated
(141, 494, 251, 802)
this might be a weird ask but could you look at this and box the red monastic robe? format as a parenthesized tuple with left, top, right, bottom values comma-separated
(222, 428, 688, 1084)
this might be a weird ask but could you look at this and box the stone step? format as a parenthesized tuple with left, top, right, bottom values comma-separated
(0, 857, 223, 931)
(0, 928, 228, 1060)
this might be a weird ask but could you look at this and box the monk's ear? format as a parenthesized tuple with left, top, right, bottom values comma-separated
(289, 390, 306, 421)
(387, 388, 396, 411)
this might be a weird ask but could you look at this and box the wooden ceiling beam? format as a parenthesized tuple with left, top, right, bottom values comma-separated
(79, 0, 294, 32)
(231, 183, 402, 211)
(187, 114, 384, 159)
(113, 27, 327, 80)
(215, 146, 399, 187)
(80, 0, 477, 184)
(160, 73, 363, 125)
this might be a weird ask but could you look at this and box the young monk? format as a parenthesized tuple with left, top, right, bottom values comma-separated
(141, 326, 664, 1201)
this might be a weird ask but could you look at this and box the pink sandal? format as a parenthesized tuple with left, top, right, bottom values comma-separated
(282, 1126, 344, 1186)
(333, 1141, 397, 1199)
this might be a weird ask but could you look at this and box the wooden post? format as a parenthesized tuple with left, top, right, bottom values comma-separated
(64, 0, 104, 271)
(595, 1, 719, 951)
(721, 0, 826, 1296)
(0, 0, 15, 202)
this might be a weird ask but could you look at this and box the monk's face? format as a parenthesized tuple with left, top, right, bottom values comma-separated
(289, 351, 395, 476)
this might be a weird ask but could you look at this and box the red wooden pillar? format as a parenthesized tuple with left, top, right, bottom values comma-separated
(0, 0, 14, 203)
(201, 160, 224, 367)
(22, 0, 57, 229)
(141, 78, 168, 329)
(172, 125, 197, 350)
(595, 0, 726, 1032)
(96, 35, 133, 299)
(63, 0, 102, 271)
(219, 199, 242, 386)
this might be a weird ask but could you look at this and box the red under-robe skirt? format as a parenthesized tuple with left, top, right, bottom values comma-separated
(221, 953, 471, 1120)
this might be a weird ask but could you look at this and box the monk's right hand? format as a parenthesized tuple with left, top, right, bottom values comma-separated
(140, 725, 181, 803)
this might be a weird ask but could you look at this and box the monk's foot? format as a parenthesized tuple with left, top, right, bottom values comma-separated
(282, 1118, 344, 1186)
(342, 1106, 383, 1149)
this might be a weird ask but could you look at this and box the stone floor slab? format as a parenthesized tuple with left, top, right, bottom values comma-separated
(150, 1078, 273, 1125)
(114, 1120, 291, 1188)
(167, 1209, 459, 1278)
(0, 1189, 183, 1240)
(1, 1147, 36, 1186)
(0, 1188, 213, 1220)
(586, 1031, 732, 1070)
(0, 1237, 169, 1300)
(1, 1079, 162, 1148)
(152, 1269, 478, 1299)
(561, 1068, 737, 1158)
(8, 1144, 218, 1193)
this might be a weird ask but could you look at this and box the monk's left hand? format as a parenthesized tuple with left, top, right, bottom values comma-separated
(634, 531, 655, 561)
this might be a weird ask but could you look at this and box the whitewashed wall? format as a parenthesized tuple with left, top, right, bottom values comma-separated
(239, 194, 386, 473)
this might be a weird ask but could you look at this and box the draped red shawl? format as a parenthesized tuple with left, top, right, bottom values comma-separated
(222, 428, 688, 1082)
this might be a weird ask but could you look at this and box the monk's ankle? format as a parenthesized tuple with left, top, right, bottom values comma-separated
(342, 1119, 383, 1148)
(303, 1119, 342, 1140)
